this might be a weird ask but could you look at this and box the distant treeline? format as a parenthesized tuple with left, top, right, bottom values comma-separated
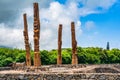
(0, 47, 120, 67)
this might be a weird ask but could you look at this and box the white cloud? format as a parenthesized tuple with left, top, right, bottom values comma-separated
(99, 0, 117, 9)
(80, 0, 117, 9)
(40, 2, 82, 49)
(85, 21, 95, 30)
(0, 0, 118, 50)
(66, 0, 117, 16)
(0, 23, 24, 48)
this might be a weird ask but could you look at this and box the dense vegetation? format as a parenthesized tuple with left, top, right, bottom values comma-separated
(0, 47, 120, 67)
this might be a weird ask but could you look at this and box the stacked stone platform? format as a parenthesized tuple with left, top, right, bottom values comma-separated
(0, 64, 120, 80)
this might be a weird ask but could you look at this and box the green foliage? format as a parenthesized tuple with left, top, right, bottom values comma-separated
(15, 52, 26, 62)
(106, 42, 110, 50)
(77, 47, 100, 64)
(62, 50, 71, 64)
(48, 49, 57, 64)
(0, 47, 120, 67)
(0, 48, 25, 67)
(3, 57, 13, 66)
(85, 53, 100, 64)
(41, 50, 50, 65)
(30, 50, 34, 65)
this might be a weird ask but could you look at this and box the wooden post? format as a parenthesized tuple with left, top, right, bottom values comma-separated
(23, 13, 31, 66)
(57, 24, 62, 65)
(71, 22, 78, 65)
(33, 3, 41, 67)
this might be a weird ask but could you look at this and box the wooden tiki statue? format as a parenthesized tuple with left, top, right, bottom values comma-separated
(57, 24, 62, 65)
(71, 22, 78, 65)
(33, 3, 41, 67)
(23, 13, 31, 66)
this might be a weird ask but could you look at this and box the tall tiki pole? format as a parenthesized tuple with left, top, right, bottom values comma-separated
(71, 22, 78, 65)
(23, 13, 31, 66)
(33, 3, 41, 67)
(57, 24, 62, 65)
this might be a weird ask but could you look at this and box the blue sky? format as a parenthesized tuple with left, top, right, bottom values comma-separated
(56, 0, 120, 49)
(0, 0, 120, 50)
(80, 1, 120, 49)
